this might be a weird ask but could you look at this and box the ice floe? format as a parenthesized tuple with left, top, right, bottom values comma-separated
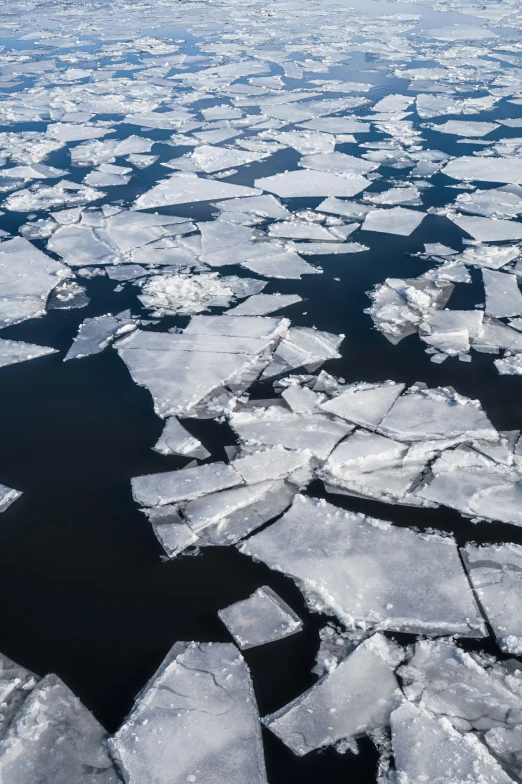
(219, 586, 302, 649)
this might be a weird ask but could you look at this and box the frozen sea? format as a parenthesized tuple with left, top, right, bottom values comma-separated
(2, 0, 522, 781)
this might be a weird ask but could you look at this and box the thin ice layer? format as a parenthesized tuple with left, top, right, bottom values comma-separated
(263, 634, 403, 755)
(110, 642, 268, 784)
(462, 543, 522, 654)
(218, 586, 302, 649)
(240, 495, 485, 636)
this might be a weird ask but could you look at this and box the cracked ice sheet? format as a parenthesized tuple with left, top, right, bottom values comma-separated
(0, 237, 67, 329)
(0, 339, 57, 368)
(462, 543, 522, 654)
(400, 640, 522, 735)
(219, 586, 302, 650)
(133, 173, 261, 209)
(110, 642, 267, 784)
(361, 207, 426, 236)
(390, 702, 515, 784)
(263, 634, 403, 756)
(254, 170, 370, 198)
(116, 315, 288, 417)
(240, 495, 485, 637)
(0, 673, 118, 784)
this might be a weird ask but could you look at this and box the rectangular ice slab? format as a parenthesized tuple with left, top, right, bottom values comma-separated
(361, 207, 426, 236)
(483, 269, 522, 319)
(134, 173, 261, 209)
(110, 642, 268, 784)
(0, 674, 118, 783)
(240, 495, 485, 637)
(443, 156, 522, 184)
(462, 543, 522, 654)
(132, 462, 244, 507)
(219, 586, 302, 649)
(390, 702, 515, 784)
(263, 634, 403, 755)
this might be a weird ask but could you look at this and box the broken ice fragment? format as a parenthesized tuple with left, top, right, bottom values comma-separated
(110, 642, 268, 784)
(462, 543, 522, 654)
(320, 381, 405, 429)
(64, 314, 134, 361)
(240, 495, 485, 637)
(219, 586, 302, 649)
(361, 207, 426, 236)
(483, 269, 522, 319)
(443, 157, 522, 184)
(450, 214, 522, 242)
(134, 173, 261, 209)
(0, 673, 118, 783)
(153, 418, 210, 459)
(132, 462, 244, 507)
(226, 293, 303, 316)
(263, 634, 403, 756)
(0, 339, 57, 368)
(390, 702, 514, 784)
(0, 483, 22, 514)
(254, 170, 370, 198)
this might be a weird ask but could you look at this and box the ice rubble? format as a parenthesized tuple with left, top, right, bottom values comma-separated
(240, 495, 486, 636)
(462, 543, 522, 655)
(263, 634, 403, 755)
(218, 586, 302, 649)
(110, 642, 268, 784)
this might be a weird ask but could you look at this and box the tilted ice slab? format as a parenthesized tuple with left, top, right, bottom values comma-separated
(0, 237, 67, 329)
(153, 417, 209, 459)
(298, 151, 379, 176)
(443, 157, 522, 184)
(0, 673, 118, 784)
(390, 702, 515, 784)
(263, 634, 403, 756)
(0, 339, 57, 368)
(400, 640, 522, 734)
(219, 586, 302, 650)
(134, 172, 261, 209)
(132, 462, 244, 508)
(361, 207, 426, 236)
(240, 495, 485, 636)
(226, 293, 303, 316)
(254, 169, 370, 198)
(116, 315, 288, 417)
(483, 269, 522, 319)
(110, 642, 268, 784)
(462, 543, 522, 654)
(320, 381, 405, 429)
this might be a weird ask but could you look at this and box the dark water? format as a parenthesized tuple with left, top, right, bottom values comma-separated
(1, 12, 522, 782)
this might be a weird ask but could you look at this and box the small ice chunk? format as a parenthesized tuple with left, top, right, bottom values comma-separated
(110, 642, 268, 784)
(361, 207, 426, 236)
(0, 484, 22, 514)
(263, 634, 403, 756)
(254, 170, 370, 198)
(219, 586, 302, 649)
(132, 462, 244, 507)
(0, 338, 57, 368)
(240, 495, 485, 637)
(390, 702, 514, 784)
(462, 543, 522, 654)
(153, 418, 210, 459)
(0, 673, 118, 783)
